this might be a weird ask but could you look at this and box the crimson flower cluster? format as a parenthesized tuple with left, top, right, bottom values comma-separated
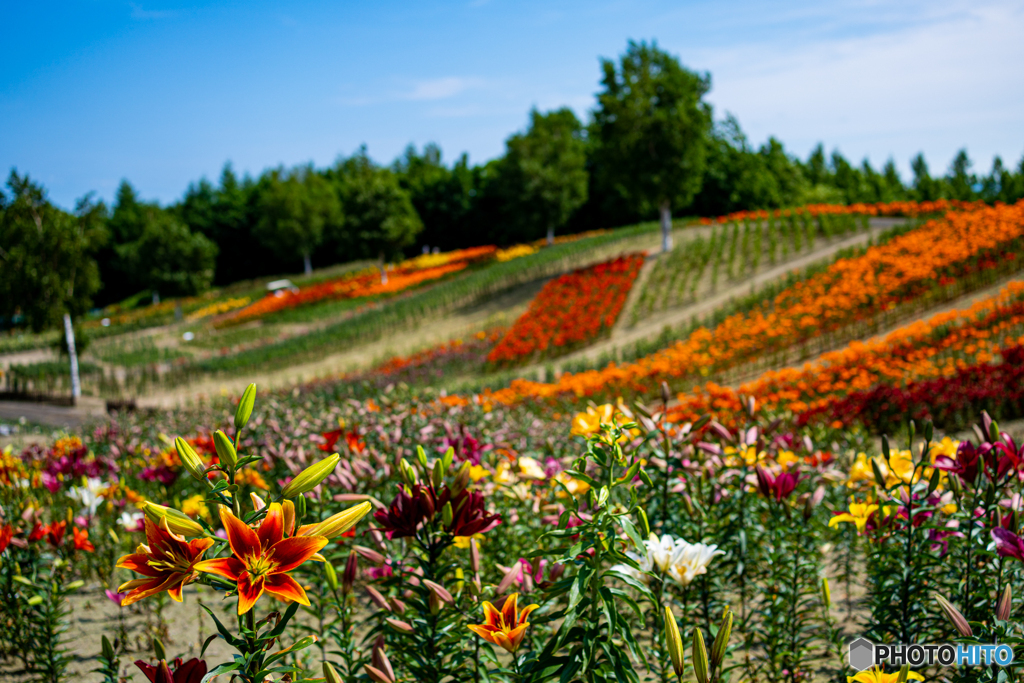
(374, 483, 500, 540)
(755, 465, 801, 502)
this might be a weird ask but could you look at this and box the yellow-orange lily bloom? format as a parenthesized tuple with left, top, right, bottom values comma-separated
(828, 502, 880, 532)
(848, 667, 924, 683)
(467, 592, 539, 653)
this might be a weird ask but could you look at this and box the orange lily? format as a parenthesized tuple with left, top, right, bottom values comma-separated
(195, 503, 327, 615)
(467, 592, 539, 653)
(116, 518, 214, 606)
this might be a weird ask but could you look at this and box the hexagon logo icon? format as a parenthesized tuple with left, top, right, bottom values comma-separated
(848, 638, 874, 671)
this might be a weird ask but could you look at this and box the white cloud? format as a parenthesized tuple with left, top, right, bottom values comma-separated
(403, 77, 487, 101)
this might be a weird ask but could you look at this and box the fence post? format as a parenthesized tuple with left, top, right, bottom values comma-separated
(63, 313, 81, 404)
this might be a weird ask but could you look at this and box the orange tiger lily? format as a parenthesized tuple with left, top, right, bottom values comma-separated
(195, 504, 327, 615)
(116, 518, 214, 606)
(467, 592, 539, 653)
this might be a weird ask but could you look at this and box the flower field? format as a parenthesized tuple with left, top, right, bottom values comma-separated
(484, 200, 1024, 406)
(488, 254, 646, 364)
(9, 200, 1024, 683)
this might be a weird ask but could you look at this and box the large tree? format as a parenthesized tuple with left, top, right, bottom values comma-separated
(0, 171, 105, 332)
(252, 165, 342, 276)
(591, 40, 712, 251)
(501, 108, 588, 245)
(331, 152, 423, 265)
(117, 211, 218, 298)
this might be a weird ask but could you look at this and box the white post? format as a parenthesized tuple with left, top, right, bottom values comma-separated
(660, 201, 673, 252)
(63, 313, 81, 403)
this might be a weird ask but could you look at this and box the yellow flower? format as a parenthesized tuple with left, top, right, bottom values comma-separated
(571, 404, 615, 436)
(493, 461, 516, 485)
(455, 533, 485, 549)
(181, 494, 210, 521)
(469, 465, 491, 482)
(552, 471, 590, 497)
(848, 667, 923, 683)
(828, 501, 879, 532)
(517, 457, 547, 480)
(847, 453, 877, 488)
(929, 436, 960, 459)
(776, 450, 799, 469)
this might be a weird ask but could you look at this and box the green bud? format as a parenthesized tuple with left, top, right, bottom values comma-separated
(143, 502, 205, 537)
(927, 467, 941, 495)
(692, 627, 709, 683)
(924, 421, 933, 443)
(710, 609, 732, 671)
(153, 637, 166, 661)
(637, 508, 651, 538)
(324, 562, 339, 591)
(442, 446, 454, 472)
(281, 453, 340, 499)
(235, 383, 257, 432)
(101, 635, 114, 661)
(27, 595, 43, 606)
(897, 664, 910, 683)
(871, 458, 887, 489)
(822, 578, 831, 609)
(65, 580, 85, 592)
(431, 458, 444, 489)
(442, 501, 453, 528)
(416, 445, 428, 471)
(214, 430, 238, 469)
(323, 662, 343, 683)
(175, 437, 206, 481)
(639, 467, 654, 488)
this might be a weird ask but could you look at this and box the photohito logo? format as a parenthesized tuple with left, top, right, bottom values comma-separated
(848, 638, 1015, 670)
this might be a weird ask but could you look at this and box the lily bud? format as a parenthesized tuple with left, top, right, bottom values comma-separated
(935, 593, 973, 637)
(399, 459, 417, 486)
(442, 501, 453, 528)
(661, 381, 672, 404)
(250, 492, 266, 511)
(431, 459, 444, 489)
(822, 578, 831, 610)
(682, 493, 696, 518)
(470, 538, 481, 574)
(997, 584, 1012, 621)
(153, 637, 166, 661)
(366, 586, 390, 611)
(143, 502, 205, 538)
(343, 552, 358, 593)
(235, 383, 256, 431)
(897, 664, 910, 683)
(281, 453, 340, 499)
(442, 446, 454, 473)
(710, 609, 732, 671)
(416, 445, 428, 471)
(175, 437, 206, 481)
(282, 499, 296, 536)
(386, 618, 414, 633)
(871, 458, 887, 489)
(213, 430, 238, 469)
(366, 642, 396, 683)
(324, 561, 339, 591)
(451, 461, 471, 495)
(663, 606, 685, 678)
(693, 628, 709, 683)
(388, 597, 406, 614)
(424, 579, 453, 606)
(298, 501, 372, 539)
(638, 508, 651, 538)
(323, 662, 344, 683)
(355, 545, 385, 565)
(429, 589, 442, 615)
(454, 567, 465, 593)
(101, 635, 114, 662)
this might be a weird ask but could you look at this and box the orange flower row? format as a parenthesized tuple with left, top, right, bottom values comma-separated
(664, 280, 1024, 426)
(480, 201, 1024, 405)
(487, 254, 646, 364)
(698, 199, 984, 225)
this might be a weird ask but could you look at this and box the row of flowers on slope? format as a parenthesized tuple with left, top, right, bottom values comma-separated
(699, 198, 984, 225)
(487, 253, 646, 364)
(663, 280, 1024, 428)
(482, 200, 1024, 405)
(223, 246, 497, 325)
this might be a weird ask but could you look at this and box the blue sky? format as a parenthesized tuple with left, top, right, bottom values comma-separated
(2, 0, 1023, 209)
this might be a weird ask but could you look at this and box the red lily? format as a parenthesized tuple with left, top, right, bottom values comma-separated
(374, 484, 500, 540)
(195, 503, 327, 614)
(993, 527, 1024, 562)
(0, 524, 12, 553)
(135, 657, 207, 683)
(755, 465, 801, 502)
(116, 518, 215, 606)
(46, 521, 68, 548)
(73, 527, 95, 553)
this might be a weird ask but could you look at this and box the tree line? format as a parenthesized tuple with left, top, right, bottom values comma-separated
(4, 40, 1024, 331)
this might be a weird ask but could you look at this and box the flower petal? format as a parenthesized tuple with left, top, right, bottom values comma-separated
(505, 623, 529, 651)
(258, 503, 284, 549)
(480, 600, 502, 628)
(237, 571, 265, 615)
(219, 506, 261, 560)
(517, 603, 540, 626)
(194, 557, 244, 581)
(467, 624, 499, 645)
(264, 572, 310, 606)
(116, 552, 162, 577)
(500, 592, 519, 629)
(267, 536, 328, 573)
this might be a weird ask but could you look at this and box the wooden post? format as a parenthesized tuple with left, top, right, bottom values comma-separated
(63, 313, 81, 404)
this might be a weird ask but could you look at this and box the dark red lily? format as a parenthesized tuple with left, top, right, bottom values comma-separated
(934, 441, 983, 484)
(755, 465, 801, 502)
(0, 524, 12, 553)
(993, 527, 1024, 562)
(135, 657, 207, 683)
(374, 484, 500, 540)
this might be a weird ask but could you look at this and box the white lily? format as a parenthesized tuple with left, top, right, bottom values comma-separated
(613, 533, 724, 587)
(68, 477, 107, 517)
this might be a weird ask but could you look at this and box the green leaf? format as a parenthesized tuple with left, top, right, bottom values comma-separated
(619, 517, 647, 559)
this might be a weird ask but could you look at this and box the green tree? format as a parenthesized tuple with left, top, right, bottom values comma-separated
(911, 153, 943, 201)
(252, 165, 342, 275)
(117, 211, 218, 298)
(946, 149, 977, 201)
(0, 171, 105, 332)
(393, 144, 478, 251)
(330, 152, 423, 266)
(501, 107, 588, 244)
(591, 40, 712, 251)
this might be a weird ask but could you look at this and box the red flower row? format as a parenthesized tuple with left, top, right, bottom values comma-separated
(488, 254, 646, 364)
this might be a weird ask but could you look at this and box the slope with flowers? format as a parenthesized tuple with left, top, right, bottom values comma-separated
(481, 200, 1024, 407)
